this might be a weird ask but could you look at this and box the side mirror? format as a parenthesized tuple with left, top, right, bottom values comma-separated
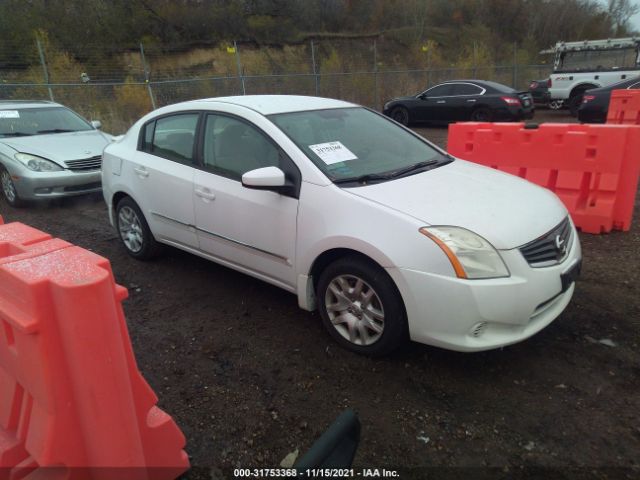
(294, 409, 361, 470)
(91, 120, 102, 130)
(242, 166, 285, 189)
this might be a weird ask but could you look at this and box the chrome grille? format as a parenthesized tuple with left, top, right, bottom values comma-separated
(65, 155, 102, 171)
(520, 217, 572, 267)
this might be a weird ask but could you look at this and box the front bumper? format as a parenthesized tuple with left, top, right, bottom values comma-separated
(388, 223, 582, 352)
(11, 166, 102, 200)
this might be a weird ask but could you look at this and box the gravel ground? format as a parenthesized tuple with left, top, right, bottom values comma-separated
(1, 109, 638, 479)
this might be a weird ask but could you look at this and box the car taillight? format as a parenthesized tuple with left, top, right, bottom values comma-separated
(582, 95, 596, 103)
(501, 96, 521, 106)
(547, 78, 552, 88)
(530, 81, 538, 89)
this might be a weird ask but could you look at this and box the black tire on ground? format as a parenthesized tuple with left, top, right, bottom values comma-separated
(316, 256, 408, 357)
(568, 95, 583, 117)
(470, 107, 493, 122)
(115, 196, 163, 260)
(390, 106, 410, 126)
(0, 165, 25, 207)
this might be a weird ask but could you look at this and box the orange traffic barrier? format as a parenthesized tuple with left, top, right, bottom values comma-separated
(447, 122, 640, 234)
(0, 221, 189, 479)
(607, 89, 640, 125)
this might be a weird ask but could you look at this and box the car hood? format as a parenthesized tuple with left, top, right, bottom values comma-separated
(1, 130, 111, 167)
(343, 159, 568, 250)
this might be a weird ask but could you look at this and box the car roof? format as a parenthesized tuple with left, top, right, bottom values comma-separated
(0, 100, 61, 110)
(184, 95, 357, 115)
(431, 80, 516, 93)
(589, 75, 640, 92)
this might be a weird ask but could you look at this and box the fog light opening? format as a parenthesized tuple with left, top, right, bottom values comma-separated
(471, 322, 488, 338)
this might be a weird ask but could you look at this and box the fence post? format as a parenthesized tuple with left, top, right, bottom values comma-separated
(36, 37, 54, 101)
(139, 42, 157, 110)
(310, 40, 320, 96)
(234, 40, 246, 95)
(512, 42, 518, 89)
(473, 41, 478, 78)
(373, 39, 379, 110)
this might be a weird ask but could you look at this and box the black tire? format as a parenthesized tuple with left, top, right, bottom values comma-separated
(390, 106, 410, 126)
(470, 107, 493, 122)
(568, 94, 583, 117)
(115, 196, 163, 260)
(316, 256, 408, 357)
(0, 166, 25, 207)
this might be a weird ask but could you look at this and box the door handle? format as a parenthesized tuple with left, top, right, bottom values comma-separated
(436, 100, 446, 104)
(133, 166, 149, 178)
(466, 99, 477, 102)
(195, 187, 216, 201)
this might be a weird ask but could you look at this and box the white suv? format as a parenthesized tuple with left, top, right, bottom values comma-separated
(546, 37, 640, 115)
(102, 95, 581, 356)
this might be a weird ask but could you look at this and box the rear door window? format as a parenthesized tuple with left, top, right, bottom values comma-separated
(142, 113, 199, 165)
(450, 83, 483, 96)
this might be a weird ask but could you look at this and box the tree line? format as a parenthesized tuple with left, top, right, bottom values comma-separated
(1, 0, 638, 68)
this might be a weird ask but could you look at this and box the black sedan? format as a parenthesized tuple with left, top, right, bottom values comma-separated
(383, 80, 534, 126)
(577, 76, 640, 123)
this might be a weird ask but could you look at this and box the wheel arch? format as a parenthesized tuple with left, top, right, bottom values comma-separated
(569, 83, 599, 97)
(297, 244, 400, 311)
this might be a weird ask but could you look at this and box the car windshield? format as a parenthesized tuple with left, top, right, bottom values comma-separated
(0, 107, 93, 138)
(270, 107, 448, 183)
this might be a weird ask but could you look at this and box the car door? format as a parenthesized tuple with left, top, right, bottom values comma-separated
(127, 112, 199, 248)
(193, 113, 300, 289)
(447, 83, 485, 120)
(416, 84, 454, 122)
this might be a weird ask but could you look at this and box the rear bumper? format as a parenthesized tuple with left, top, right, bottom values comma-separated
(577, 106, 607, 124)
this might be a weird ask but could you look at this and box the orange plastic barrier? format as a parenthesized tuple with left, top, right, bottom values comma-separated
(0, 221, 189, 479)
(607, 89, 640, 125)
(447, 122, 640, 233)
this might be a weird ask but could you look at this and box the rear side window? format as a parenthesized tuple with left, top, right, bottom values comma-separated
(451, 83, 483, 96)
(140, 113, 199, 165)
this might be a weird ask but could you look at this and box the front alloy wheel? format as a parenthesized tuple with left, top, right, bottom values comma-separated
(0, 167, 23, 207)
(325, 274, 385, 346)
(317, 256, 408, 356)
(390, 107, 410, 126)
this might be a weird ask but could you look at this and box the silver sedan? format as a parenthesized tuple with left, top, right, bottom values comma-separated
(0, 100, 112, 207)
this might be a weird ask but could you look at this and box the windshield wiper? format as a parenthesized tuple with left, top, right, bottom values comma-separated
(333, 172, 393, 185)
(36, 128, 76, 134)
(386, 159, 440, 179)
(1, 132, 33, 137)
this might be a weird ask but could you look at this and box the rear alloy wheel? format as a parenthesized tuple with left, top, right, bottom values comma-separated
(115, 197, 162, 260)
(0, 167, 24, 207)
(390, 106, 410, 126)
(548, 99, 564, 110)
(317, 257, 408, 356)
(471, 107, 493, 122)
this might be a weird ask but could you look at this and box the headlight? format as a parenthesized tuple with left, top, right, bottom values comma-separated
(14, 153, 63, 172)
(420, 226, 510, 279)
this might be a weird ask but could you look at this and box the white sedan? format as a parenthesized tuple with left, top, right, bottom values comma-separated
(102, 95, 582, 356)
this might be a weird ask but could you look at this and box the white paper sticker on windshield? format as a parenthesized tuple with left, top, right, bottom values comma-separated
(0, 110, 20, 119)
(309, 141, 357, 165)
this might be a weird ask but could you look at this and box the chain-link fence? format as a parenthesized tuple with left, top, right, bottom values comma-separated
(0, 37, 552, 133)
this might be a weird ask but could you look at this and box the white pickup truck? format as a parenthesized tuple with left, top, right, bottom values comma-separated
(545, 37, 640, 115)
